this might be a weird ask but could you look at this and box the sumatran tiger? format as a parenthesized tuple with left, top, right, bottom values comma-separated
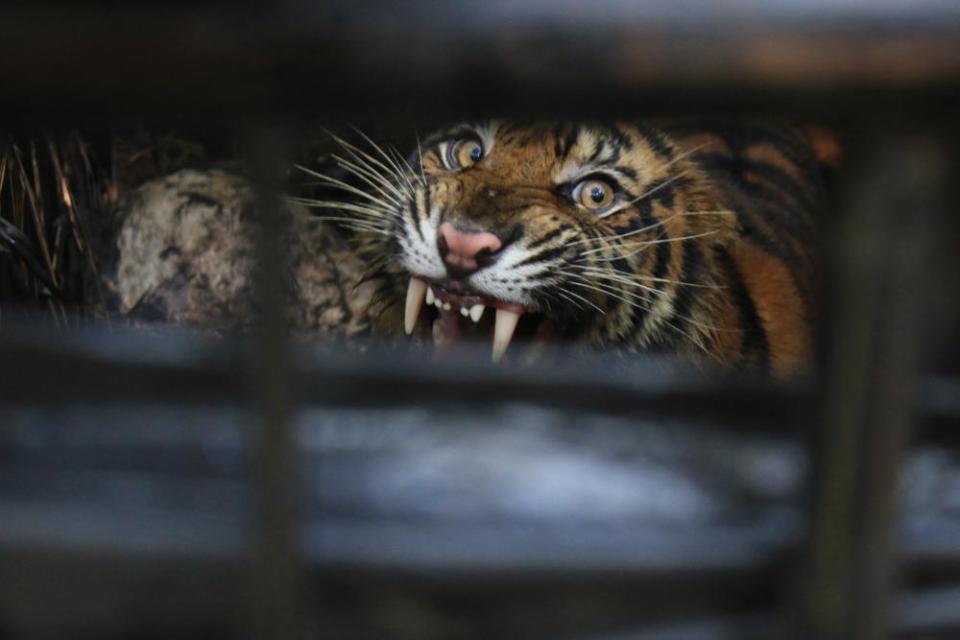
(298, 121, 825, 375)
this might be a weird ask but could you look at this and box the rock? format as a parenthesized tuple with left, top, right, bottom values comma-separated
(106, 169, 374, 338)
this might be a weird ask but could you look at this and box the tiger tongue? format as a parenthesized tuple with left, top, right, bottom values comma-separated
(431, 308, 464, 353)
(430, 302, 524, 361)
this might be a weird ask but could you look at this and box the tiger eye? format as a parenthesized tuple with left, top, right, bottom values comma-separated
(449, 138, 484, 169)
(576, 178, 615, 211)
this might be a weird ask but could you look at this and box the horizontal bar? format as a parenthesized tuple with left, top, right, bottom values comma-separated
(1, 3, 959, 125)
(2, 322, 959, 441)
(0, 321, 803, 430)
(1, 387, 958, 575)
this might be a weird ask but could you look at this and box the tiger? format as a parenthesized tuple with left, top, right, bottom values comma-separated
(302, 120, 825, 374)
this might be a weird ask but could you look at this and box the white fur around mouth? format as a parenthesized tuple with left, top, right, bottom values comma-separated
(404, 275, 527, 362)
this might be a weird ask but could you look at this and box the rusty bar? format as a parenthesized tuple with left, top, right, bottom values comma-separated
(795, 128, 949, 639)
(0, 4, 959, 125)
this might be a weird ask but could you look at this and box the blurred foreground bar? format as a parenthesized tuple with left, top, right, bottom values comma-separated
(0, 326, 959, 638)
(800, 132, 949, 639)
(0, 1, 959, 125)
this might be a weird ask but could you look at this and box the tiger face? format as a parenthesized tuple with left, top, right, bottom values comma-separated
(307, 120, 820, 372)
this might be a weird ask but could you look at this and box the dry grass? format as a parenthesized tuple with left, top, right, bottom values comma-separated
(0, 135, 104, 324)
(0, 132, 213, 326)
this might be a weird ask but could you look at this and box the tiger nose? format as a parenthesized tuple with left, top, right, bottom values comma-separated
(437, 222, 503, 276)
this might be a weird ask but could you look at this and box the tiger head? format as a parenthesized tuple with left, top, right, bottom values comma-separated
(308, 121, 815, 370)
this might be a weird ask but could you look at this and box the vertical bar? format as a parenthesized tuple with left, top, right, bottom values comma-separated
(245, 127, 308, 640)
(796, 127, 948, 639)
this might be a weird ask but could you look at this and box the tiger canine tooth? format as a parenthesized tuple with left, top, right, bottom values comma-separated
(404, 277, 428, 335)
(469, 304, 484, 322)
(460, 306, 470, 317)
(492, 307, 522, 363)
(426, 287, 435, 306)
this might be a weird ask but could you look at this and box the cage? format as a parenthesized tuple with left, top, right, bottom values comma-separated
(1, 2, 960, 638)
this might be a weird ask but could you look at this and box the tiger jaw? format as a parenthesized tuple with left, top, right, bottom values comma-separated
(403, 275, 539, 362)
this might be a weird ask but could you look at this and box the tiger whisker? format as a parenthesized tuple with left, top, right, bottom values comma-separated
(548, 283, 606, 314)
(326, 130, 410, 190)
(563, 209, 731, 250)
(289, 194, 396, 215)
(559, 268, 737, 339)
(575, 270, 724, 296)
(595, 170, 690, 220)
(288, 197, 401, 222)
(651, 141, 713, 173)
(301, 213, 389, 229)
(558, 270, 666, 302)
(583, 230, 721, 259)
(581, 269, 724, 290)
(329, 128, 417, 196)
(562, 278, 711, 350)
(560, 269, 666, 298)
(324, 133, 415, 205)
(349, 126, 423, 192)
(387, 145, 421, 195)
(415, 133, 429, 189)
(331, 153, 406, 205)
(293, 164, 400, 212)
(548, 289, 589, 313)
(313, 223, 390, 236)
(562, 217, 669, 250)
(329, 133, 410, 189)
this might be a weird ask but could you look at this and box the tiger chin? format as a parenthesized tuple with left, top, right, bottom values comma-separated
(303, 121, 824, 375)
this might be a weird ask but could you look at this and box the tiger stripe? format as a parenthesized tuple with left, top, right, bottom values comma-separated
(353, 119, 824, 373)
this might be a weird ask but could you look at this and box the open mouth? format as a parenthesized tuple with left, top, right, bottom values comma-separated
(404, 276, 547, 362)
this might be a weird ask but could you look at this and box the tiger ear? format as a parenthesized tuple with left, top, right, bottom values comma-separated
(803, 125, 843, 168)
